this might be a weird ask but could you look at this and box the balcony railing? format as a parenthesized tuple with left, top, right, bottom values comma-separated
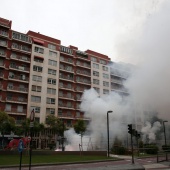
(0, 63, 4, 67)
(76, 62, 90, 68)
(58, 93, 74, 99)
(111, 78, 123, 85)
(59, 83, 73, 90)
(6, 96, 27, 103)
(60, 58, 73, 64)
(59, 75, 74, 81)
(59, 66, 74, 72)
(111, 86, 128, 93)
(8, 75, 29, 82)
(5, 108, 27, 114)
(58, 103, 74, 109)
(0, 40, 7, 47)
(75, 87, 85, 92)
(7, 86, 28, 93)
(76, 70, 91, 76)
(0, 51, 6, 57)
(12, 44, 31, 53)
(9, 65, 30, 72)
(0, 72, 4, 78)
(0, 30, 8, 37)
(76, 79, 91, 84)
(10, 54, 31, 62)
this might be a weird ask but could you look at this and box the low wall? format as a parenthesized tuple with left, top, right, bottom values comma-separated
(0, 150, 107, 156)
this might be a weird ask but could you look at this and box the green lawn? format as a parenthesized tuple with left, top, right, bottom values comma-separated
(0, 154, 116, 166)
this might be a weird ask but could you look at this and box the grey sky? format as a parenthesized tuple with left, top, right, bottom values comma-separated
(0, 0, 167, 63)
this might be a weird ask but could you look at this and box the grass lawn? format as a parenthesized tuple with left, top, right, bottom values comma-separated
(0, 154, 117, 166)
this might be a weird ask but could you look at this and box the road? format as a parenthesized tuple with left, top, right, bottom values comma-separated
(1, 156, 170, 170)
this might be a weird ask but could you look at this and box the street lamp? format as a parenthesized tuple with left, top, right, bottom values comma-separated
(107, 110, 113, 157)
(163, 120, 168, 161)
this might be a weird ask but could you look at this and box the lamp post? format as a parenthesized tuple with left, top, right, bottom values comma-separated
(163, 120, 168, 161)
(107, 110, 113, 157)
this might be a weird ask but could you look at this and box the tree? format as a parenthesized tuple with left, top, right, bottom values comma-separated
(74, 119, 86, 150)
(46, 115, 65, 136)
(0, 111, 16, 149)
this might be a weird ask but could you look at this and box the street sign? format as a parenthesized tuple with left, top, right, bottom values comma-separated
(18, 139, 24, 153)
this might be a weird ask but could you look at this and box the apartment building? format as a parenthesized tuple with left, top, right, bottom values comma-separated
(0, 17, 128, 128)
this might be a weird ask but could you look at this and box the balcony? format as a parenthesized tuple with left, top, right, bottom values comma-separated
(76, 62, 91, 69)
(10, 54, 31, 63)
(59, 83, 74, 91)
(76, 79, 91, 85)
(0, 62, 5, 68)
(0, 51, 6, 58)
(111, 86, 129, 94)
(0, 72, 4, 78)
(59, 65, 74, 73)
(75, 87, 85, 92)
(7, 86, 28, 93)
(75, 96, 81, 101)
(58, 93, 74, 100)
(0, 30, 8, 38)
(12, 32, 32, 44)
(58, 103, 74, 110)
(6, 96, 27, 104)
(60, 57, 74, 65)
(0, 40, 7, 47)
(76, 70, 91, 77)
(75, 115, 90, 120)
(11, 44, 31, 54)
(111, 78, 123, 85)
(59, 75, 74, 82)
(58, 114, 75, 120)
(5, 108, 27, 116)
(9, 65, 30, 73)
(111, 69, 128, 79)
(8, 75, 29, 83)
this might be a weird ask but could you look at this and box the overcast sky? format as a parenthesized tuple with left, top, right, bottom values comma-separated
(0, 0, 168, 64)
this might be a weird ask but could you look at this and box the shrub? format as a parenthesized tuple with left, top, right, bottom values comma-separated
(111, 146, 127, 155)
(48, 143, 56, 150)
(144, 144, 158, 154)
(162, 145, 170, 151)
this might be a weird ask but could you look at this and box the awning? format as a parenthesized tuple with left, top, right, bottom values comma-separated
(33, 38, 44, 44)
(34, 55, 44, 59)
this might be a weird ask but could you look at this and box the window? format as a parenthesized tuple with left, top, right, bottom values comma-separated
(58, 109, 62, 116)
(34, 57, 43, 63)
(93, 71, 99, 77)
(76, 111, 80, 117)
(34, 46, 44, 54)
(31, 96, 41, 103)
(46, 108, 55, 114)
(103, 66, 108, 71)
(48, 59, 57, 66)
(103, 81, 109, 87)
(47, 98, 55, 104)
(48, 44, 56, 50)
(93, 87, 100, 93)
(31, 106, 40, 113)
(32, 75, 42, 82)
(47, 88, 56, 94)
(61, 46, 72, 54)
(103, 89, 109, 94)
(47, 78, 56, 85)
(93, 79, 99, 85)
(33, 65, 43, 72)
(49, 51, 57, 57)
(103, 73, 109, 79)
(93, 63, 99, 69)
(91, 56, 97, 62)
(17, 105, 23, 112)
(12, 32, 30, 42)
(67, 111, 71, 116)
(100, 59, 107, 65)
(5, 104, 11, 111)
(48, 69, 56, 75)
(32, 85, 41, 92)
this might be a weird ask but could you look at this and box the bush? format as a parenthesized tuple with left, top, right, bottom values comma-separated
(144, 144, 158, 154)
(111, 146, 127, 155)
(162, 145, 170, 151)
(48, 143, 56, 150)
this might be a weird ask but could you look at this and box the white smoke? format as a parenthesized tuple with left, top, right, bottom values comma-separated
(141, 121, 161, 143)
